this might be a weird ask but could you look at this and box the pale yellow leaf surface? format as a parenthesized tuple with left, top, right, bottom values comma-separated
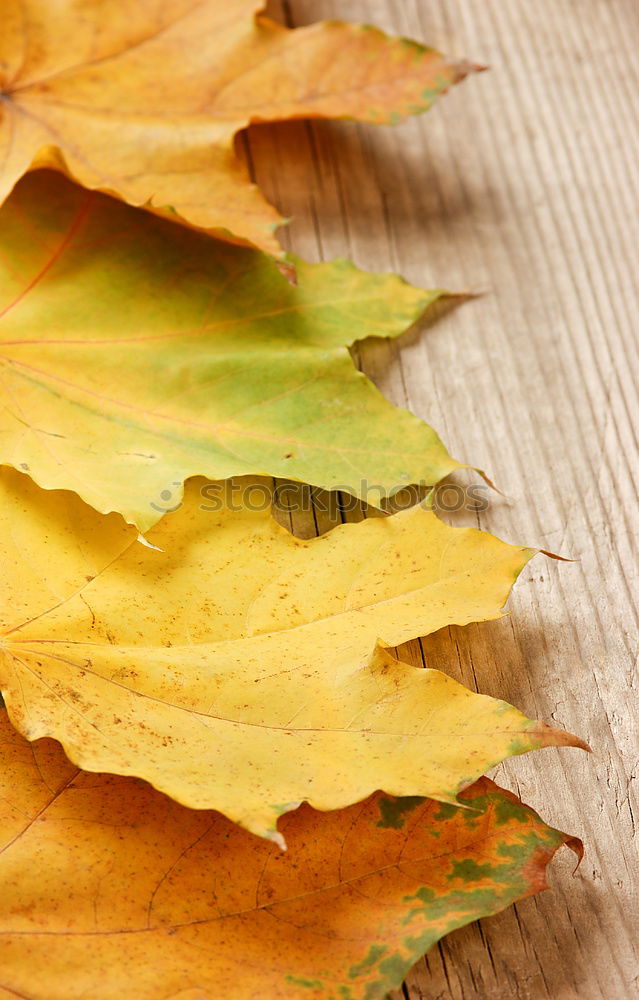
(0, 469, 584, 842)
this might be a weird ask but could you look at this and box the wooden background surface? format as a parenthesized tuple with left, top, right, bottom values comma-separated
(254, 1, 638, 997)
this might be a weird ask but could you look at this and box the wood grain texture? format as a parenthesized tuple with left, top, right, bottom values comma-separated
(253, 1, 639, 997)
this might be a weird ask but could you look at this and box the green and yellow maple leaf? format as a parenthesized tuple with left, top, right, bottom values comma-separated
(0, 712, 581, 999)
(0, 171, 466, 532)
(0, 469, 585, 842)
(0, 0, 477, 259)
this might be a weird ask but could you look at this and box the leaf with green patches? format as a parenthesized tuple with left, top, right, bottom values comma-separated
(0, 171, 466, 532)
(0, 712, 581, 999)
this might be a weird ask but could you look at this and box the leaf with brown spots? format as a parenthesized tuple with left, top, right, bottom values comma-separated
(0, 0, 479, 261)
(0, 469, 586, 842)
(0, 711, 581, 999)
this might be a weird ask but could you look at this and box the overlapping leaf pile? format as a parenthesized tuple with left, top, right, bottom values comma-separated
(0, 3, 584, 998)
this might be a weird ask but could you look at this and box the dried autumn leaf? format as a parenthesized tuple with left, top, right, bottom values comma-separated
(0, 468, 585, 842)
(0, 713, 581, 1000)
(0, 171, 465, 532)
(0, 0, 477, 259)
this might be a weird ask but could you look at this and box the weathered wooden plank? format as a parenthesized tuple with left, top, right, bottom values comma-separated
(253, 2, 639, 996)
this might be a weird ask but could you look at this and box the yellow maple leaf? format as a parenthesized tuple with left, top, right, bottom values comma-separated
(0, 0, 478, 259)
(0, 469, 585, 842)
